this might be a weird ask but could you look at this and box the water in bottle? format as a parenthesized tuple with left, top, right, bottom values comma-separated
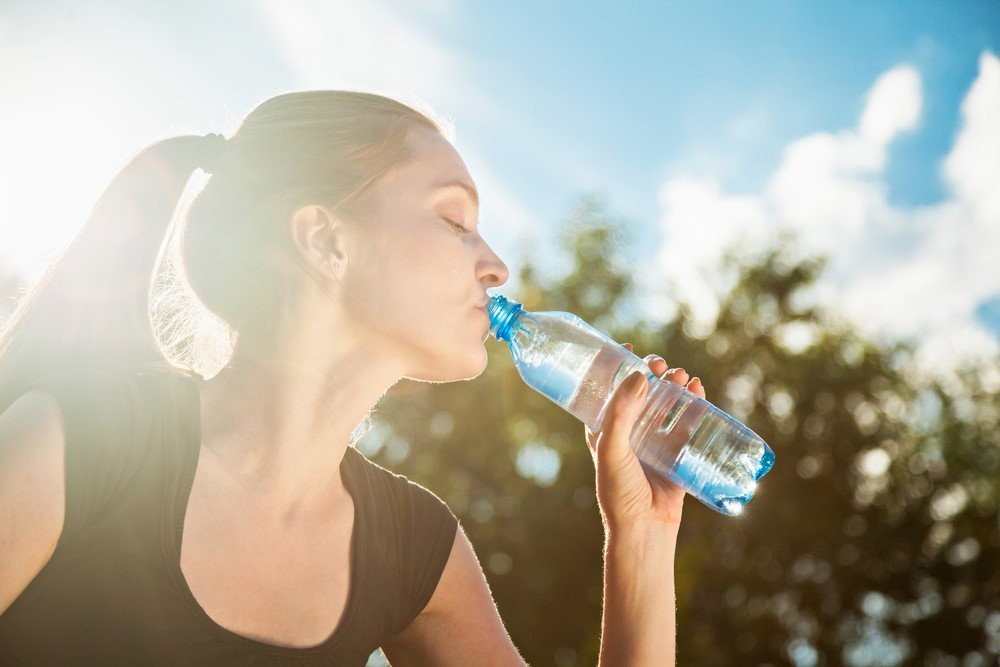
(487, 294, 775, 516)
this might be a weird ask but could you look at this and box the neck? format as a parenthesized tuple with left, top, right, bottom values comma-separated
(196, 336, 403, 511)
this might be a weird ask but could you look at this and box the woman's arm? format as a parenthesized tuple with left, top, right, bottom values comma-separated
(589, 348, 702, 666)
(381, 524, 527, 666)
(601, 523, 679, 664)
(385, 349, 695, 666)
(0, 391, 67, 615)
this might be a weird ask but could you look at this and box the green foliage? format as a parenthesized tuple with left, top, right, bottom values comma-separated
(362, 197, 1000, 666)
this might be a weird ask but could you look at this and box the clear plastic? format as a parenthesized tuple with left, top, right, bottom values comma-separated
(488, 294, 774, 516)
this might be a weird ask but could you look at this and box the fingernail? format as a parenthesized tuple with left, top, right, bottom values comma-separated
(627, 371, 647, 396)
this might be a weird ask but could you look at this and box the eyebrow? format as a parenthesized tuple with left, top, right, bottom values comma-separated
(434, 181, 480, 208)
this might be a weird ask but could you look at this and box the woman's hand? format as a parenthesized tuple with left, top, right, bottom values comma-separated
(585, 343, 706, 534)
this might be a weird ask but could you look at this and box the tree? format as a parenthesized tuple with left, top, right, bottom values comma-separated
(362, 197, 1000, 666)
(672, 245, 999, 666)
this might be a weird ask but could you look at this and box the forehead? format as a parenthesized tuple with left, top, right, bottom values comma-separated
(398, 127, 477, 204)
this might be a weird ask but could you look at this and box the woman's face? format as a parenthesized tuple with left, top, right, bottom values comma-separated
(341, 126, 510, 382)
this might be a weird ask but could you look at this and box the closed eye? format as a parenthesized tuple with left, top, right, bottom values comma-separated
(442, 216, 471, 236)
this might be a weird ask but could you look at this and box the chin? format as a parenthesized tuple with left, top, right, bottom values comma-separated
(408, 345, 489, 383)
(456, 351, 490, 381)
(446, 347, 490, 382)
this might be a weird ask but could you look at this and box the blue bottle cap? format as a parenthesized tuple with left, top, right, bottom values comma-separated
(487, 294, 523, 342)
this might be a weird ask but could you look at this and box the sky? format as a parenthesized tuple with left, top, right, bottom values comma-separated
(0, 0, 998, 377)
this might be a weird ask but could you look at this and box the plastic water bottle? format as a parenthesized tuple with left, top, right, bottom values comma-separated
(487, 294, 775, 516)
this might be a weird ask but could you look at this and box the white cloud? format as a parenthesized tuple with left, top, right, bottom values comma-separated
(766, 65, 922, 255)
(859, 66, 923, 144)
(653, 54, 1000, 374)
(655, 177, 770, 324)
(942, 52, 1000, 226)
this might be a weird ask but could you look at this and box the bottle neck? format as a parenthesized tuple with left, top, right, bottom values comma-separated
(487, 295, 524, 343)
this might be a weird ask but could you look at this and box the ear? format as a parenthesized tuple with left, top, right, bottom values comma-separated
(288, 204, 350, 280)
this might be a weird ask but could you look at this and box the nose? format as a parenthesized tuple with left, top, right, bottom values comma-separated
(478, 241, 510, 288)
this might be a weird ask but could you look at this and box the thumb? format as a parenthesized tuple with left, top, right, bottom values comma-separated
(595, 370, 649, 468)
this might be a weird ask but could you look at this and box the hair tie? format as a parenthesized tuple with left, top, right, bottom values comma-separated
(200, 133, 229, 174)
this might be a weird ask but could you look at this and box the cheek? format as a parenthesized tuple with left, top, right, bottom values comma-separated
(344, 239, 433, 325)
(346, 225, 472, 332)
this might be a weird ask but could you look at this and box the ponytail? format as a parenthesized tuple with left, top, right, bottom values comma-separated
(0, 134, 221, 411)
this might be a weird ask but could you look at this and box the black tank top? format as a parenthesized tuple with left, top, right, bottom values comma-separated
(0, 369, 458, 665)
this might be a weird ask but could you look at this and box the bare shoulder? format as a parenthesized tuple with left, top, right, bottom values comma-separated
(0, 390, 67, 614)
(381, 524, 527, 666)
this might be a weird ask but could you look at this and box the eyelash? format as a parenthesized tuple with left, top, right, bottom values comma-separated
(442, 216, 470, 236)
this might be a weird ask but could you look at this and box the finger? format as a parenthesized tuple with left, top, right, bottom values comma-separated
(624, 344, 669, 376)
(594, 371, 648, 467)
(644, 354, 668, 375)
(687, 377, 706, 398)
(664, 367, 690, 386)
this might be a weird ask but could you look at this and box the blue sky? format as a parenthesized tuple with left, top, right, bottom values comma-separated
(0, 0, 997, 375)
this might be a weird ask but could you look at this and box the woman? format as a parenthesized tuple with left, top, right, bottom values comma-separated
(0, 91, 704, 665)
